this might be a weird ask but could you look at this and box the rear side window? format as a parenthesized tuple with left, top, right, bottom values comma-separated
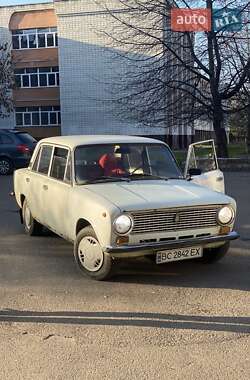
(37, 145, 53, 174)
(50, 147, 69, 181)
(16, 133, 37, 144)
(1, 134, 14, 144)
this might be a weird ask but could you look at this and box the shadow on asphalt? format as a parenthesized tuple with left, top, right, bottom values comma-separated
(0, 310, 250, 334)
(1, 233, 250, 291)
(1, 173, 250, 291)
(110, 252, 250, 291)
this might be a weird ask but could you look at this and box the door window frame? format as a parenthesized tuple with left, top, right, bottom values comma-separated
(33, 144, 54, 176)
(31, 143, 72, 185)
(184, 139, 219, 177)
(49, 146, 72, 184)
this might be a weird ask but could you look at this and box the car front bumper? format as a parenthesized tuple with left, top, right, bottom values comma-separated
(105, 231, 239, 255)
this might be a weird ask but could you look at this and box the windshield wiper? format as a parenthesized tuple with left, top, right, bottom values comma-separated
(82, 176, 130, 184)
(128, 173, 168, 180)
(165, 176, 184, 180)
(128, 173, 184, 181)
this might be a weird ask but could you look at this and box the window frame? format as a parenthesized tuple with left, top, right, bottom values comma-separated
(49, 146, 71, 183)
(12, 27, 58, 50)
(31, 143, 72, 185)
(15, 106, 61, 127)
(64, 152, 72, 184)
(15, 67, 59, 89)
(34, 144, 54, 176)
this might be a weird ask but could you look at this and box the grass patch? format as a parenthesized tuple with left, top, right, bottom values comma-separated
(174, 150, 187, 166)
(228, 144, 248, 158)
(173, 144, 248, 164)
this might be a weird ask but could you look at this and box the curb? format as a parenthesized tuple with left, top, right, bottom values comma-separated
(217, 158, 250, 172)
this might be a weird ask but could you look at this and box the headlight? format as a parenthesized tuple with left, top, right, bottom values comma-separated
(114, 214, 133, 235)
(217, 206, 235, 225)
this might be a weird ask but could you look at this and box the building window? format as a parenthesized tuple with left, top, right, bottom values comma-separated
(12, 27, 58, 50)
(15, 106, 61, 127)
(15, 67, 59, 88)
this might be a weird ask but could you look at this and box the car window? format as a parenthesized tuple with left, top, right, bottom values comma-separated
(74, 143, 182, 184)
(16, 132, 37, 144)
(147, 145, 180, 177)
(37, 145, 53, 175)
(50, 147, 69, 181)
(1, 134, 14, 144)
(186, 142, 218, 174)
(32, 147, 42, 171)
(65, 154, 72, 183)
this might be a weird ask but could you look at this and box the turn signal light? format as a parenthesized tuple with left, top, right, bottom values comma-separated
(219, 226, 230, 235)
(116, 236, 129, 245)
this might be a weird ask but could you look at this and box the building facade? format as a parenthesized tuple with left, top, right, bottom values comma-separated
(0, 0, 213, 147)
(0, 2, 60, 139)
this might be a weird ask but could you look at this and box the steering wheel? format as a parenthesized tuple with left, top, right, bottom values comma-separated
(129, 164, 159, 176)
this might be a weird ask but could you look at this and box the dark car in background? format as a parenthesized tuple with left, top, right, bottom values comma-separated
(0, 130, 37, 175)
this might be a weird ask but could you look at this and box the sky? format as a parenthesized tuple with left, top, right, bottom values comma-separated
(0, 0, 52, 6)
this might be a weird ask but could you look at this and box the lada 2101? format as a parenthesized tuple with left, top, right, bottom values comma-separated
(14, 136, 239, 280)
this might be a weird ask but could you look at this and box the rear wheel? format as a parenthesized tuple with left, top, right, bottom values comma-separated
(0, 157, 13, 175)
(74, 226, 113, 280)
(22, 199, 43, 236)
(199, 242, 230, 264)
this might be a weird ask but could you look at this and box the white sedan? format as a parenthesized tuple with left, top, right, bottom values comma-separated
(14, 135, 239, 280)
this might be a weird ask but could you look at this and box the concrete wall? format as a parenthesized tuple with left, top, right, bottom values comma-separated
(54, 0, 165, 136)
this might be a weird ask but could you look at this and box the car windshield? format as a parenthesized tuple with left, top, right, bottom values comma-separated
(74, 143, 183, 184)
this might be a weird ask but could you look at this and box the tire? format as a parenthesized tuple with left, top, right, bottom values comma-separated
(0, 157, 13, 175)
(199, 242, 230, 264)
(74, 226, 113, 281)
(22, 199, 43, 236)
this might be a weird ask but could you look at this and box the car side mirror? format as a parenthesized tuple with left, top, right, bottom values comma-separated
(188, 168, 202, 177)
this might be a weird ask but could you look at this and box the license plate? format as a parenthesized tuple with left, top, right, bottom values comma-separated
(156, 246, 203, 264)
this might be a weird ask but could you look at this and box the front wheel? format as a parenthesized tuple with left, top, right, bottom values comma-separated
(74, 226, 113, 281)
(22, 199, 43, 236)
(199, 242, 230, 264)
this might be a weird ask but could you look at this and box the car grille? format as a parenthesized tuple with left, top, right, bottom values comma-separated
(130, 205, 221, 234)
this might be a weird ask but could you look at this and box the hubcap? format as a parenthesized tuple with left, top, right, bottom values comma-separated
(24, 204, 32, 229)
(0, 160, 10, 175)
(78, 236, 104, 272)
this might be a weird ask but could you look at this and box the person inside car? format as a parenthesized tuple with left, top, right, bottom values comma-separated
(99, 151, 126, 176)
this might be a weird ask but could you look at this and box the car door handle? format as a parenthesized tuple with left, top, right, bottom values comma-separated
(25, 177, 30, 183)
(43, 185, 48, 191)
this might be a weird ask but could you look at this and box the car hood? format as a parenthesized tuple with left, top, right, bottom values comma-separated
(85, 179, 234, 211)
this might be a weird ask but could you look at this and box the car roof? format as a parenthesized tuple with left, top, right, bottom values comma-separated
(38, 135, 165, 149)
(0, 129, 27, 134)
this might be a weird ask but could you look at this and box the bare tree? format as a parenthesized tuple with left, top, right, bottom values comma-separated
(228, 94, 248, 143)
(0, 43, 14, 118)
(100, 0, 250, 157)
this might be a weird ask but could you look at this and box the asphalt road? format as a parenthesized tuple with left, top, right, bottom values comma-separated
(0, 172, 249, 380)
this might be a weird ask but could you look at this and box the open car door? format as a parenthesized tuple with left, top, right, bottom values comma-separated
(184, 140, 225, 193)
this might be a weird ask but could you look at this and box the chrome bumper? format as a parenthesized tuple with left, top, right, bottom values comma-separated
(105, 231, 239, 254)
